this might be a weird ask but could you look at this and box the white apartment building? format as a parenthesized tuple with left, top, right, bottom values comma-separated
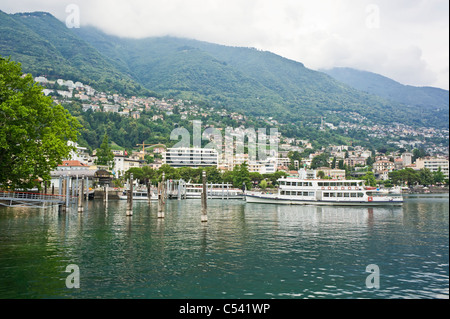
(415, 157, 449, 179)
(113, 155, 141, 177)
(163, 147, 219, 168)
(373, 160, 395, 173)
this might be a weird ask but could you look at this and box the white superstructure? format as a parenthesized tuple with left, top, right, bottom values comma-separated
(246, 177, 403, 206)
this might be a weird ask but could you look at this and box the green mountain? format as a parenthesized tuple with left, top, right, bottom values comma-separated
(0, 10, 152, 96)
(1, 10, 448, 132)
(73, 27, 449, 129)
(321, 67, 449, 112)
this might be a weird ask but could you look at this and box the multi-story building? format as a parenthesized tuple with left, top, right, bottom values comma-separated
(113, 155, 142, 177)
(373, 160, 395, 173)
(163, 147, 219, 168)
(402, 152, 413, 166)
(415, 157, 449, 179)
(316, 167, 346, 180)
(344, 157, 366, 167)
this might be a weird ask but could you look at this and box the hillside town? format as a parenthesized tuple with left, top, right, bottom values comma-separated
(35, 76, 449, 187)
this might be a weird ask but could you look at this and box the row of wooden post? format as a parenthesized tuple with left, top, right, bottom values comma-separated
(58, 175, 89, 213)
(61, 171, 209, 222)
(125, 171, 208, 222)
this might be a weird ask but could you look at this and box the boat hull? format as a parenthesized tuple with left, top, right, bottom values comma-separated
(185, 195, 244, 200)
(245, 194, 403, 206)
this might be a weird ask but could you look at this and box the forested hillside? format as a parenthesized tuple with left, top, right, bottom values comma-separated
(0, 10, 153, 96)
(1, 10, 448, 154)
(322, 67, 449, 118)
(75, 28, 443, 129)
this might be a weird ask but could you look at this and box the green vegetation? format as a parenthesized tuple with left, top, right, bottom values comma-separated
(0, 56, 80, 190)
(118, 163, 287, 190)
(2, 10, 448, 134)
(389, 168, 448, 187)
(311, 153, 330, 169)
(1, 10, 447, 158)
(95, 134, 114, 169)
(322, 67, 449, 123)
(0, 11, 155, 97)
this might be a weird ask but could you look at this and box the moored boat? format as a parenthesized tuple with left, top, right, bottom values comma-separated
(246, 177, 403, 206)
(118, 189, 158, 201)
(185, 183, 244, 199)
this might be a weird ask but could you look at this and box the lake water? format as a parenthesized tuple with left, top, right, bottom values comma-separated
(0, 194, 448, 299)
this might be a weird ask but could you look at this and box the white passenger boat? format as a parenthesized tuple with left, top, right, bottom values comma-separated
(245, 177, 403, 206)
(118, 189, 158, 201)
(185, 183, 244, 199)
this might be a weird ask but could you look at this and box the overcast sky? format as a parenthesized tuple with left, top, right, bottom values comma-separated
(2, 0, 449, 90)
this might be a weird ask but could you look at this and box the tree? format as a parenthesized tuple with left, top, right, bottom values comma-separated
(412, 148, 427, 162)
(311, 153, 330, 169)
(259, 179, 268, 190)
(232, 162, 251, 190)
(418, 168, 433, 187)
(389, 168, 419, 187)
(362, 171, 377, 187)
(96, 134, 115, 169)
(317, 170, 326, 179)
(288, 151, 302, 170)
(432, 167, 445, 185)
(0, 57, 80, 190)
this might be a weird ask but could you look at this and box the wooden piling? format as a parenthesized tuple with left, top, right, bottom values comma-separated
(201, 171, 208, 222)
(147, 181, 152, 206)
(157, 182, 165, 218)
(85, 176, 89, 204)
(65, 176, 70, 210)
(78, 177, 84, 213)
(126, 173, 133, 216)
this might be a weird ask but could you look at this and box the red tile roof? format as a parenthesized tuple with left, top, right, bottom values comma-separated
(59, 160, 88, 167)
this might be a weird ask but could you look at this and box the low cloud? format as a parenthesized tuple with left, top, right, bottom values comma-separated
(1, 0, 448, 89)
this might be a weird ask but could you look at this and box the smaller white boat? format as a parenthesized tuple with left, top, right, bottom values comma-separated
(185, 183, 244, 199)
(118, 189, 158, 201)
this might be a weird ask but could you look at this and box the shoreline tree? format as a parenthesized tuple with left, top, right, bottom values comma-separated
(0, 57, 81, 190)
(95, 133, 115, 170)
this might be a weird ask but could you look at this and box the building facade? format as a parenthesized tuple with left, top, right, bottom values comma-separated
(163, 147, 219, 168)
(373, 160, 395, 173)
(415, 157, 449, 179)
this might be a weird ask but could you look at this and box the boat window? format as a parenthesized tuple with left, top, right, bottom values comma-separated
(280, 191, 285, 195)
(344, 193, 350, 198)
(280, 181, 285, 186)
(324, 193, 330, 197)
(309, 192, 315, 197)
(286, 182, 291, 186)
(351, 193, 357, 197)
(337, 193, 343, 197)
(318, 182, 324, 187)
(330, 193, 336, 197)
(358, 193, 364, 197)
(292, 182, 297, 187)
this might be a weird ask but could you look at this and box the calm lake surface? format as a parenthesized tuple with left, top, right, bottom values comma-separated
(0, 194, 448, 299)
